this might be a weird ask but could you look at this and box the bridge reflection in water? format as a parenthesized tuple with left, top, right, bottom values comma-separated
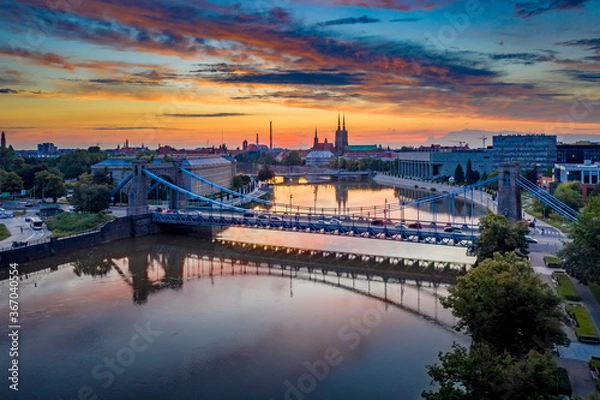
(56, 237, 460, 330)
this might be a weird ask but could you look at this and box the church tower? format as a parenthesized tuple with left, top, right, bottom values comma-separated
(313, 127, 319, 150)
(334, 113, 348, 155)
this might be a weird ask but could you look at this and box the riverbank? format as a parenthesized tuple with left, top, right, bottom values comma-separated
(372, 173, 498, 213)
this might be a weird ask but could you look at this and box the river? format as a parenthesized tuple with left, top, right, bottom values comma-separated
(0, 181, 472, 400)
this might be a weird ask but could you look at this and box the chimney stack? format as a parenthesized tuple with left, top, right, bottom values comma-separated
(270, 121, 273, 150)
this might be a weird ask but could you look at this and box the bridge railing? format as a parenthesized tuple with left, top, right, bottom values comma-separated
(516, 178, 579, 222)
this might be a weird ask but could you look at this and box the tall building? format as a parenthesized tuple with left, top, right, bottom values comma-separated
(312, 127, 335, 152)
(1, 131, 5, 148)
(334, 113, 349, 155)
(557, 142, 600, 164)
(37, 142, 58, 155)
(269, 121, 273, 150)
(492, 134, 556, 170)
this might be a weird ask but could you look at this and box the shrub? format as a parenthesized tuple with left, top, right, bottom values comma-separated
(544, 255, 561, 268)
(553, 272, 581, 301)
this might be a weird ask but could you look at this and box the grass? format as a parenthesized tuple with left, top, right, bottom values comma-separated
(0, 224, 10, 241)
(553, 272, 581, 301)
(45, 213, 115, 238)
(544, 255, 562, 268)
(521, 193, 570, 233)
(566, 304, 599, 342)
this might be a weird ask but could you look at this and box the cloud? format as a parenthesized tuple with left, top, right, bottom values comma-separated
(561, 70, 600, 82)
(317, 16, 380, 26)
(389, 18, 420, 22)
(514, 0, 590, 18)
(489, 52, 555, 65)
(161, 113, 248, 118)
(319, 0, 454, 11)
(0, 88, 19, 94)
(93, 126, 166, 131)
(557, 37, 600, 54)
(207, 70, 364, 86)
(0, 88, 55, 96)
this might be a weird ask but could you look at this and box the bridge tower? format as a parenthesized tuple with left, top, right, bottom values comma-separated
(128, 161, 149, 216)
(127, 160, 188, 216)
(497, 162, 522, 224)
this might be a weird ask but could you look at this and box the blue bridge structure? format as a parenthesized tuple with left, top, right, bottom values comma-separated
(115, 160, 579, 249)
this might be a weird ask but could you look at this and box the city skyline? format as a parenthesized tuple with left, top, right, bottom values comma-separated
(1, 0, 599, 149)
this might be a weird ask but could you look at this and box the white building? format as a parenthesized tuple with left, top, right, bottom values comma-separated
(305, 150, 334, 167)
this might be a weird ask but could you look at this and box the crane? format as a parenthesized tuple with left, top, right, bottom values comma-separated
(478, 136, 487, 148)
(449, 140, 467, 148)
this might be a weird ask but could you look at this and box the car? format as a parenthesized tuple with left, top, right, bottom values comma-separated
(101, 209, 113, 214)
(258, 214, 269, 220)
(155, 207, 164, 213)
(451, 230, 464, 235)
(525, 236, 538, 244)
(243, 211, 256, 218)
(444, 226, 459, 233)
(270, 215, 282, 221)
(371, 219, 385, 226)
(395, 223, 406, 230)
(25, 202, 34, 208)
(11, 241, 28, 248)
(24, 216, 31, 222)
(327, 218, 342, 225)
(408, 222, 423, 229)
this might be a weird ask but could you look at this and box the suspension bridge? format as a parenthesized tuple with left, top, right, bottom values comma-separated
(113, 160, 579, 250)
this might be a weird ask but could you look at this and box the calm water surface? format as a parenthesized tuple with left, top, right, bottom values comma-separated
(0, 235, 467, 400)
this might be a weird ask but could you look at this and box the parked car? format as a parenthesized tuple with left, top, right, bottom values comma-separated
(525, 235, 538, 244)
(408, 222, 423, 229)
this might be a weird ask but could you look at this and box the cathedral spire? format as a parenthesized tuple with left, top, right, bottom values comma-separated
(343, 113, 346, 131)
(337, 112, 340, 130)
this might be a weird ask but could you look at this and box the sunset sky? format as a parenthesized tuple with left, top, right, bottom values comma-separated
(0, 0, 599, 150)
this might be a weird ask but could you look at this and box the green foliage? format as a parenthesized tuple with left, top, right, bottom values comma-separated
(543, 256, 561, 268)
(0, 223, 10, 241)
(443, 252, 566, 356)
(258, 165, 275, 182)
(559, 196, 600, 282)
(231, 174, 251, 190)
(454, 164, 465, 184)
(2, 171, 24, 194)
(282, 151, 303, 166)
(46, 212, 114, 237)
(35, 170, 67, 202)
(70, 173, 111, 213)
(465, 159, 480, 185)
(475, 213, 529, 263)
(423, 344, 560, 400)
(566, 304, 599, 342)
(92, 167, 114, 185)
(552, 272, 581, 301)
(553, 181, 583, 211)
(58, 150, 107, 179)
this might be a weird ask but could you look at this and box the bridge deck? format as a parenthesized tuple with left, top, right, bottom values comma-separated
(217, 227, 476, 266)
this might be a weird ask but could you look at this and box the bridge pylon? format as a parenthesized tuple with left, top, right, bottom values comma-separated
(128, 161, 150, 216)
(497, 162, 522, 224)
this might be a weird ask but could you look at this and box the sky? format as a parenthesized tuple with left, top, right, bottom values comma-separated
(0, 0, 599, 150)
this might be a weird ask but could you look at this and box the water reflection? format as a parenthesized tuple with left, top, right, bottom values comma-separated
(266, 181, 486, 224)
(1, 236, 466, 400)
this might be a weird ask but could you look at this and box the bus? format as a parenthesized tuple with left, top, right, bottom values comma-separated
(30, 217, 44, 230)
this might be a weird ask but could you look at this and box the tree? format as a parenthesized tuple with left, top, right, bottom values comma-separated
(258, 165, 275, 182)
(35, 171, 67, 202)
(523, 167, 539, 184)
(475, 213, 529, 263)
(2, 171, 24, 195)
(282, 151, 303, 166)
(553, 181, 583, 211)
(465, 159, 476, 185)
(559, 196, 600, 282)
(423, 344, 560, 400)
(92, 167, 113, 186)
(454, 164, 465, 185)
(442, 252, 566, 356)
(70, 173, 111, 213)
